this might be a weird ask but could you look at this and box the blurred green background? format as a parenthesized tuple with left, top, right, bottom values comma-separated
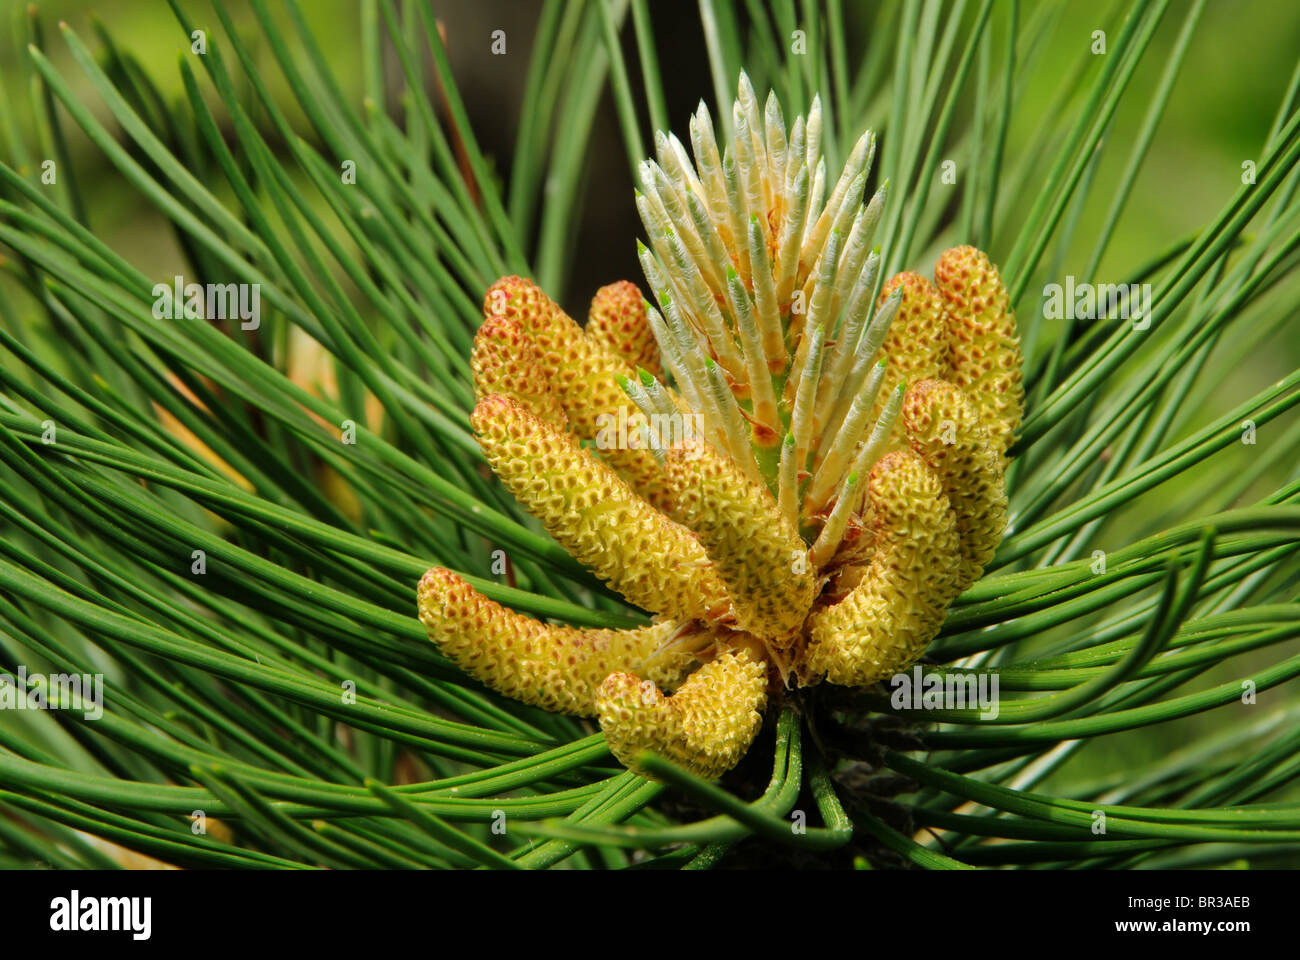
(6, 1, 1298, 311)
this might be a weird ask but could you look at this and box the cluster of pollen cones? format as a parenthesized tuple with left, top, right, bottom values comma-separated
(419, 77, 1024, 780)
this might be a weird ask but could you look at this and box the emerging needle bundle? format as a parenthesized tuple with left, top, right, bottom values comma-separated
(420, 75, 1024, 780)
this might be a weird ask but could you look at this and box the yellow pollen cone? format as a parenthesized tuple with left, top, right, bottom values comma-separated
(472, 314, 567, 427)
(933, 246, 1024, 456)
(664, 437, 815, 644)
(873, 271, 950, 448)
(419, 568, 695, 715)
(596, 647, 768, 780)
(797, 450, 960, 686)
(482, 275, 674, 509)
(471, 394, 732, 625)
(903, 379, 1009, 592)
(587, 280, 662, 378)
